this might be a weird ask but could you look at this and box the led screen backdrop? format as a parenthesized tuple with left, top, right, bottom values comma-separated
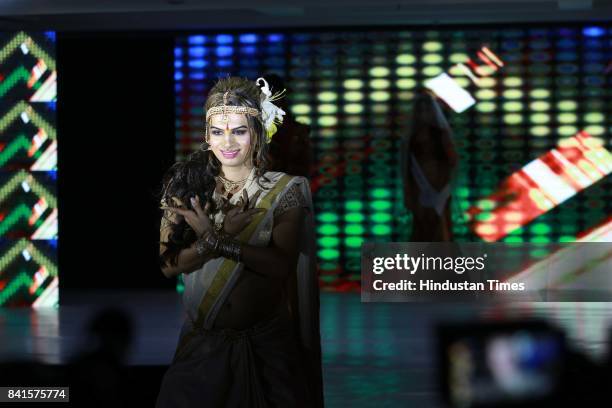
(0, 31, 58, 307)
(175, 26, 612, 291)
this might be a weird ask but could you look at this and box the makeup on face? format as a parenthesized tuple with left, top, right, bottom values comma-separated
(208, 113, 252, 167)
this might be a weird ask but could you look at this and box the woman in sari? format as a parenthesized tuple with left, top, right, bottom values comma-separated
(400, 89, 459, 242)
(156, 76, 324, 407)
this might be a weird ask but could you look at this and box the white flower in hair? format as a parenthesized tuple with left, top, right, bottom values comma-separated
(256, 77, 287, 143)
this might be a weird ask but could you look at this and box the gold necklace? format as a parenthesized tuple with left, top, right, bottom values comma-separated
(216, 174, 248, 195)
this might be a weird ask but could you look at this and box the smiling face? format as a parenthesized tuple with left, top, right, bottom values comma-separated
(207, 113, 254, 169)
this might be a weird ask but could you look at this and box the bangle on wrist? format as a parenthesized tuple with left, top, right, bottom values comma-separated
(195, 230, 218, 257)
(216, 235, 242, 262)
(195, 230, 241, 262)
(213, 234, 220, 253)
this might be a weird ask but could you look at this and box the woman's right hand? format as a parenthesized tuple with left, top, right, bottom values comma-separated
(161, 195, 214, 239)
(223, 190, 265, 237)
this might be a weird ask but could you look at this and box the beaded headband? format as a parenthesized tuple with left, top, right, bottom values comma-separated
(205, 90, 260, 122)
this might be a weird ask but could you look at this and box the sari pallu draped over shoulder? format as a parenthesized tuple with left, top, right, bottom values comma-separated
(156, 171, 324, 408)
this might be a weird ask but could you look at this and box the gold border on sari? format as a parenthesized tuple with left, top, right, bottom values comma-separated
(174, 174, 294, 359)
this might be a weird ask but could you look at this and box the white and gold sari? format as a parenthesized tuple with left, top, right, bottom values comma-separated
(157, 169, 324, 408)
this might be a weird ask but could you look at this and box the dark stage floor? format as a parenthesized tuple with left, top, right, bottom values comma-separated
(1, 290, 611, 407)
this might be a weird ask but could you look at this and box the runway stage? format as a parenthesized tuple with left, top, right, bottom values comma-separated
(1, 290, 611, 407)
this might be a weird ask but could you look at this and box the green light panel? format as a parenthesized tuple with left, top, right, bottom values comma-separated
(175, 26, 612, 291)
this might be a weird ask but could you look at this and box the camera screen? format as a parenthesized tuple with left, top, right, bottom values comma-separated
(444, 328, 564, 407)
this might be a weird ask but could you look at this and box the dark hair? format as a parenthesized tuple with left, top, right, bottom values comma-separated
(157, 150, 214, 268)
(157, 76, 272, 269)
(405, 89, 456, 160)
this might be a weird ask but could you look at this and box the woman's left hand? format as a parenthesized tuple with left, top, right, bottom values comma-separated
(161, 195, 213, 238)
(222, 190, 265, 237)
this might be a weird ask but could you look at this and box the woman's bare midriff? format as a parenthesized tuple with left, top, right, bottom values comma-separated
(212, 266, 285, 330)
(409, 156, 455, 241)
(412, 156, 452, 191)
(210, 182, 286, 330)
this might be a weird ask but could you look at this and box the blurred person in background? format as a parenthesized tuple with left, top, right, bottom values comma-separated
(400, 89, 459, 242)
(263, 73, 313, 178)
